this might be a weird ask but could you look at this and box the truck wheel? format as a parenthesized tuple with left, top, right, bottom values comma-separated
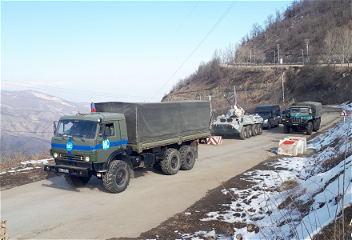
(313, 119, 321, 132)
(180, 146, 196, 170)
(64, 174, 91, 187)
(306, 122, 313, 135)
(252, 125, 258, 136)
(103, 160, 130, 193)
(246, 126, 252, 138)
(284, 125, 290, 133)
(160, 148, 181, 175)
(239, 127, 247, 140)
(257, 124, 263, 135)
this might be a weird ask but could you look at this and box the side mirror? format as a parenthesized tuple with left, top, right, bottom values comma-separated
(53, 121, 58, 134)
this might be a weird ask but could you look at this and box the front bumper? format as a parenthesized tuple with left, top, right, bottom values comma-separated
(282, 122, 308, 128)
(211, 125, 240, 135)
(44, 164, 90, 177)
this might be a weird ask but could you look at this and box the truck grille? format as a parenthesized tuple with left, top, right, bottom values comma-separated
(57, 153, 84, 161)
(291, 117, 301, 123)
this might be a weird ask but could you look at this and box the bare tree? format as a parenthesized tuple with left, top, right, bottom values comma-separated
(337, 26, 351, 64)
(324, 31, 337, 64)
(250, 23, 263, 38)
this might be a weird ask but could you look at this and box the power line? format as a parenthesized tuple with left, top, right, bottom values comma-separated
(150, 0, 238, 101)
(131, 1, 200, 90)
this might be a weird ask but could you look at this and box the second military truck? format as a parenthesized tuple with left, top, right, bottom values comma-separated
(281, 101, 322, 135)
(44, 101, 211, 193)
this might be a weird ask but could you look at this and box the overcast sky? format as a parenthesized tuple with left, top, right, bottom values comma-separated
(1, 0, 291, 103)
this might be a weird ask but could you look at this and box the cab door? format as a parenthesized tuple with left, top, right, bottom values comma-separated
(97, 122, 121, 163)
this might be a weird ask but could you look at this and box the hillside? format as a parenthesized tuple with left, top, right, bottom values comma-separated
(1, 91, 89, 158)
(237, 0, 352, 65)
(163, 0, 352, 115)
(162, 63, 352, 117)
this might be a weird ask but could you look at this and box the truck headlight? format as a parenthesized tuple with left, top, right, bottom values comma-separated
(53, 152, 58, 158)
(85, 156, 90, 162)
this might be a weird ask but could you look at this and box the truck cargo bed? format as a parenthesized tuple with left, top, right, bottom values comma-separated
(95, 101, 211, 153)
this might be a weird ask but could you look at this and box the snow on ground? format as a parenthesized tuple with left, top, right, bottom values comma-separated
(0, 158, 53, 175)
(179, 107, 351, 239)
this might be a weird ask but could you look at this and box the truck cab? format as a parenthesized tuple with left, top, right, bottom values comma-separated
(45, 113, 136, 192)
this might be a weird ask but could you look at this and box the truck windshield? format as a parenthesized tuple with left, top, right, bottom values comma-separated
(291, 108, 309, 114)
(55, 120, 98, 139)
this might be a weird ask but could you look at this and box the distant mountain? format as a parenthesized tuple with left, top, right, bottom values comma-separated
(1, 90, 89, 158)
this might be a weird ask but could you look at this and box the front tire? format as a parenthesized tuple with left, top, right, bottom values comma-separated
(180, 146, 196, 170)
(239, 127, 248, 140)
(306, 122, 313, 135)
(65, 174, 91, 187)
(103, 160, 130, 193)
(284, 125, 290, 133)
(313, 119, 321, 132)
(257, 124, 263, 135)
(160, 148, 181, 175)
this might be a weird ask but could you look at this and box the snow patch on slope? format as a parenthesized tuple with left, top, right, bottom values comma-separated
(31, 91, 73, 107)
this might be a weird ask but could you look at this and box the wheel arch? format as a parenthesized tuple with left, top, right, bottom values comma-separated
(102, 150, 133, 171)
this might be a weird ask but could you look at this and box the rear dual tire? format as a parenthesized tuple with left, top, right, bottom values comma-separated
(160, 148, 181, 175)
(180, 146, 196, 170)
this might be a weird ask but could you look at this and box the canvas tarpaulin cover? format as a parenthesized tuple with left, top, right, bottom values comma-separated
(95, 101, 211, 144)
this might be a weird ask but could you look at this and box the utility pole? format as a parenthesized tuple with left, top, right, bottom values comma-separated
(301, 49, 304, 65)
(305, 39, 309, 63)
(343, 46, 345, 64)
(277, 44, 280, 64)
(273, 50, 275, 65)
(282, 72, 285, 104)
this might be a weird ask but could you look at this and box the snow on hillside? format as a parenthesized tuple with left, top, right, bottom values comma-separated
(31, 91, 73, 107)
(178, 108, 351, 239)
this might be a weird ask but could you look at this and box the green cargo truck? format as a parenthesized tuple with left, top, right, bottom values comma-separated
(282, 101, 322, 135)
(44, 101, 211, 193)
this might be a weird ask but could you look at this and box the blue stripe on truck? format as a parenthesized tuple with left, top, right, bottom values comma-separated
(51, 139, 128, 151)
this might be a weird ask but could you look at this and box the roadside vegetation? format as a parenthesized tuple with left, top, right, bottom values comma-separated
(0, 151, 54, 191)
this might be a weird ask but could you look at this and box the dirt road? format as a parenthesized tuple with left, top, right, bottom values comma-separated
(1, 107, 342, 239)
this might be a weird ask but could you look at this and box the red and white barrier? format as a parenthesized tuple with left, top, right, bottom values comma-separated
(278, 137, 307, 156)
(207, 136, 223, 145)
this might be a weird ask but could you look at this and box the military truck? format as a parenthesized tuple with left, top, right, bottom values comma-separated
(211, 105, 263, 140)
(44, 101, 211, 193)
(281, 101, 322, 135)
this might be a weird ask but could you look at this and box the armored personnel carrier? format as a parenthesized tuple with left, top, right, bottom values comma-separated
(211, 105, 263, 140)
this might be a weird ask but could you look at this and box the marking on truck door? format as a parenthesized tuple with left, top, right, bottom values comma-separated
(66, 139, 73, 154)
(102, 139, 110, 150)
